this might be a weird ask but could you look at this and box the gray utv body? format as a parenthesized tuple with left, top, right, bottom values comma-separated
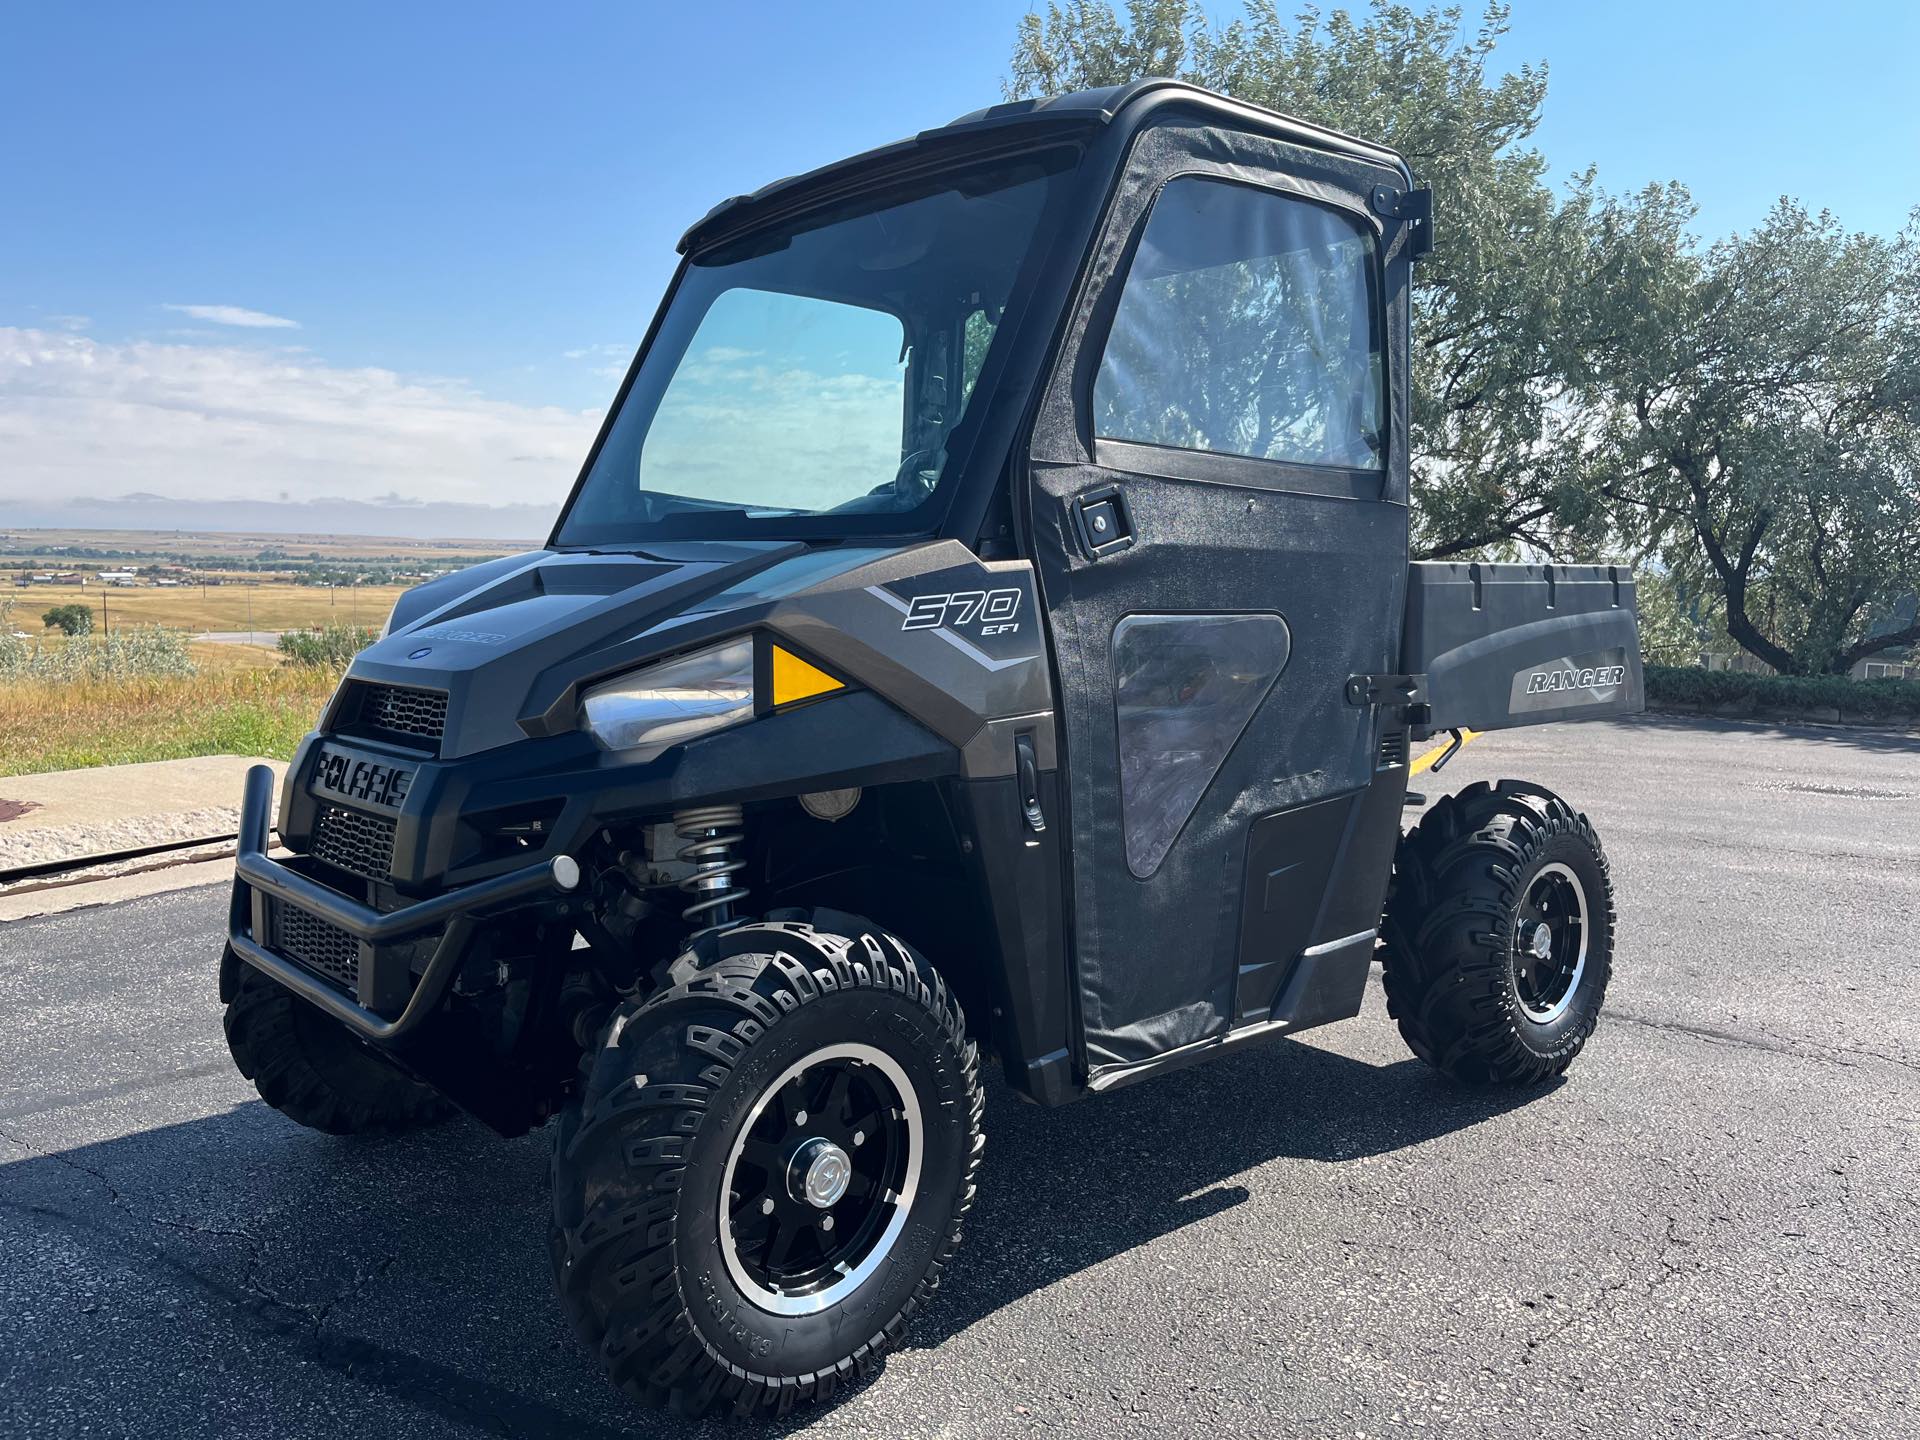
(222, 78, 1642, 1134)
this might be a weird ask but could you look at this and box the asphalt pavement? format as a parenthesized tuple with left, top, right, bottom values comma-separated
(2, 714, 1916, 1438)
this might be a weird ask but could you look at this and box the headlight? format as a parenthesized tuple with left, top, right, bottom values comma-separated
(579, 637, 755, 759)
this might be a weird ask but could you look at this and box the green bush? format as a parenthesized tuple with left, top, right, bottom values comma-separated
(0, 625, 196, 681)
(1645, 665, 1920, 721)
(277, 624, 377, 669)
(42, 603, 94, 636)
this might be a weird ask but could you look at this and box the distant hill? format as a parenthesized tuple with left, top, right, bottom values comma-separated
(2, 493, 556, 543)
(0, 527, 534, 566)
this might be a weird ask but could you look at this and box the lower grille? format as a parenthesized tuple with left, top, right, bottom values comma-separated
(310, 802, 396, 881)
(268, 898, 360, 992)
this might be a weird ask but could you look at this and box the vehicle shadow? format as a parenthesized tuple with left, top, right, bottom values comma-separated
(911, 1034, 1545, 1351)
(0, 1034, 1542, 1438)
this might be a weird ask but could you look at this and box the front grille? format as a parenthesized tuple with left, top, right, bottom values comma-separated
(268, 898, 360, 992)
(353, 683, 448, 743)
(1378, 729, 1409, 768)
(310, 802, 396, 881)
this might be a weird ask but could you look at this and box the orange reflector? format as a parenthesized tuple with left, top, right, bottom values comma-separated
(770, 646, 844, 707)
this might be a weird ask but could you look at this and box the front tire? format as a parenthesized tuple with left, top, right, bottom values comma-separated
(1381, 780, 1615, 1084)
(222, 959, 453, 1135)
(548, 919, 983, 1417)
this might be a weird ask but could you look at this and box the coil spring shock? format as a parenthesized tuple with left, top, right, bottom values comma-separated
(673, 804, 749, 928)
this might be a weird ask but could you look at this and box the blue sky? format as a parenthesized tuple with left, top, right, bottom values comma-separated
(2, 1, 1914, 533)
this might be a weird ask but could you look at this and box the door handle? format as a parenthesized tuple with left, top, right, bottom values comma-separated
(1072, 488, 1135, 558)
(1015, 732, 1046, 833)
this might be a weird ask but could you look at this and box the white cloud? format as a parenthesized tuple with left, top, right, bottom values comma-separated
(43, 314, 90, 331)
(161, 303, 301, 329)
(640, 351, 906, 510)
(563, 342, 632, 379)
(0, 327, 598, 511)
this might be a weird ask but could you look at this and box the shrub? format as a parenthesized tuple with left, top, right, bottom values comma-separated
(1644, 665, 1920, 722)
(0, 625, 197, 681)
(278, 624, 377, 669)
(42, 603, 94, 636)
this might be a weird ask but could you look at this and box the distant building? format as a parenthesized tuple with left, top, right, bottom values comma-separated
(1701, 651, 1776, 676)
(1850, 595, 1918, 681)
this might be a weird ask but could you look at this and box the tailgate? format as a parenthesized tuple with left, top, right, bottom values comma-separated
(1403, 562, 1644, 738)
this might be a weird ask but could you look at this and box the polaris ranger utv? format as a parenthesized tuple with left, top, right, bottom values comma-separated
(219, 80, 1642, 1416)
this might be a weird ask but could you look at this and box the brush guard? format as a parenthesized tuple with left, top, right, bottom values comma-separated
(226, 764, 580, 1044)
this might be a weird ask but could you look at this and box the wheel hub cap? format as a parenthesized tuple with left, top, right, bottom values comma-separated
(717, 1043, 923, 1317)
(1511, 862, 1590, 1025)
(792, 1138, 852, 1208)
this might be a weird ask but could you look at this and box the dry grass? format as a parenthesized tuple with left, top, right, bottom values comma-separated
(0, 666, 338, 776)
(9, 581, 409, 634)
(187, 641, 286, 673)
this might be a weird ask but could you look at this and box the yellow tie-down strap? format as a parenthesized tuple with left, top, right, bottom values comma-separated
(1409, 728, 1479, 778)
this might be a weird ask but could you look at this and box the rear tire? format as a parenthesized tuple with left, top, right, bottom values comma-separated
(1381, 780, 1615, 1084)
(222, 959, 453, 1135)
(548, 917, 982, 1418)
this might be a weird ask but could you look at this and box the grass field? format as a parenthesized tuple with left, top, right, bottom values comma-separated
(0, 664, 337, 777)
(0, 530, 456, 777)
(0, 527, 529, 565)
(7, 581, 410, 635)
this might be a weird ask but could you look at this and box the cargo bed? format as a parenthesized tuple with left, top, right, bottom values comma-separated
(1402, 562, 1644, 740)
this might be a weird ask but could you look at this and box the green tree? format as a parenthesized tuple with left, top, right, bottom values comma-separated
(1589, 203, 1920, 675)
(1004, 0, 1680, 559)
(42, 603, 94, 636)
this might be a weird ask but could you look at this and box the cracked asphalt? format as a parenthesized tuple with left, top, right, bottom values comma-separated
(2, 713, 1916, 1438)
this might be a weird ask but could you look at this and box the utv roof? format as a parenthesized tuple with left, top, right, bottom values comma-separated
(678, 78, 1413, 256)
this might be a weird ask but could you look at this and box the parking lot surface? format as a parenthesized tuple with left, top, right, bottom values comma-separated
(2, 714, 1916, 1438)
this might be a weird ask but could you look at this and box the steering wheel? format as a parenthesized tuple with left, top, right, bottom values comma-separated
(887, 448, 940, 504)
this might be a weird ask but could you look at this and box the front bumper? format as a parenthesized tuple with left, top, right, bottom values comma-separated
(226, 764, 579, 1044)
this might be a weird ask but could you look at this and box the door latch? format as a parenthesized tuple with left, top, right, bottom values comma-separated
(1345, 672, 1431, 727)
(1071, 487, 1135, 558)
(1015, 732, 1046, 833)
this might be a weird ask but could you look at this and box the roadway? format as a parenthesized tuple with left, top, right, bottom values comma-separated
(2, 713, 1915, 1437)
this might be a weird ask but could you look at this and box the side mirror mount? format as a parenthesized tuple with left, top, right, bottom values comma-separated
(1371, 184, 1435, 262)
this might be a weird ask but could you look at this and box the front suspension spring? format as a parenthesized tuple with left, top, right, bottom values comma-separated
(673, 804, 749, 928)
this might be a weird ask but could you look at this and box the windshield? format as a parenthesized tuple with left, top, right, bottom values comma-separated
(555, 151, 1073, 546)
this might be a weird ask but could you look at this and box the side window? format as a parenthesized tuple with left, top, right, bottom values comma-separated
(961, 306, 997, 405)
(1112, 612, 1292, 878)
(1093, 177, 1384, 472)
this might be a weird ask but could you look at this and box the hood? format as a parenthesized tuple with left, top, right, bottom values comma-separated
(343, 541, 912, 758)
